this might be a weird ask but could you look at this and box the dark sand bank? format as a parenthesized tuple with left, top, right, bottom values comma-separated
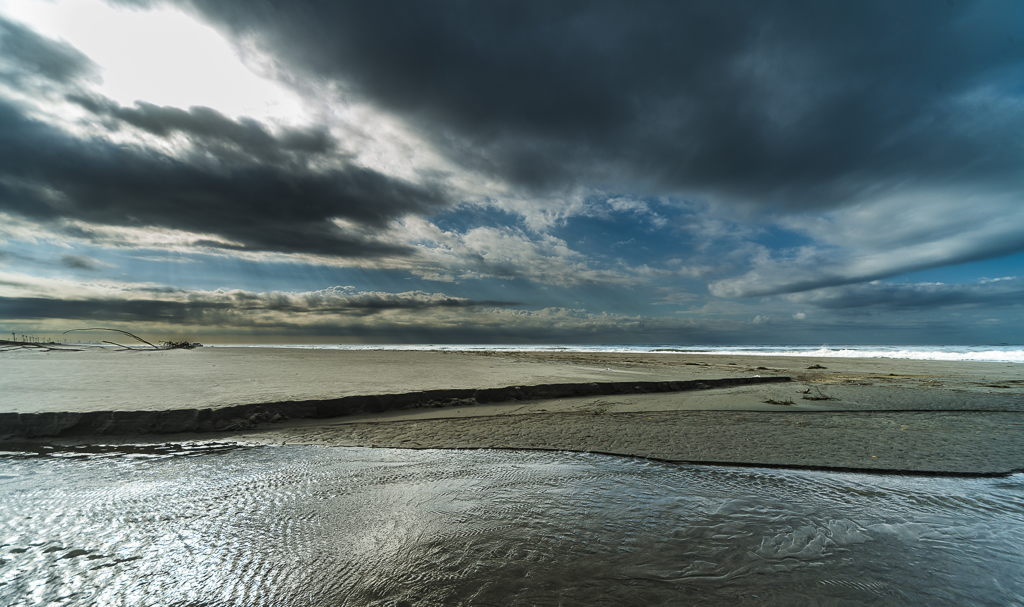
(2, 349, 1021, 474)
(0, 376, 788, 439)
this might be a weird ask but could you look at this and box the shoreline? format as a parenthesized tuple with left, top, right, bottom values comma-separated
(1, 349, 1021, 475)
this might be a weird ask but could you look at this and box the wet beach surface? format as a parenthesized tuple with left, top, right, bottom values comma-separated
(2, 349, 1022, 474)
(1, 350, 1022, 605)
(225, 408, 1024, 475)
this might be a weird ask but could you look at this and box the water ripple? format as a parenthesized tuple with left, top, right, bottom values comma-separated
(0, 446, 1021, 606)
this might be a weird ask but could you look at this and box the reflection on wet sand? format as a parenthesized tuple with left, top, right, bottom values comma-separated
(1, 445, 1022, 606)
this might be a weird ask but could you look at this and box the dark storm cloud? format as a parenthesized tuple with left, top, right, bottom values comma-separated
(183, 0, 1024, 204)
(0, 296, 214, 324)
(4, 0, 1023, 339)
(0, 97, 446, 257)
(0, 283, 718, 343)
(0, 16, 456, 260)
(67, 94, 335, 165)
(0, 16, 99, 85)
(0, 288, 518, 325)
(225, 289, 519, 316)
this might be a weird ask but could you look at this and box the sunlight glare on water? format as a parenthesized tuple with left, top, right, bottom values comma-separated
(0, 445, 1022, 606)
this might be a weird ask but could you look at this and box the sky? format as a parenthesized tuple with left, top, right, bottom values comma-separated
(0, 0, 1022, 345)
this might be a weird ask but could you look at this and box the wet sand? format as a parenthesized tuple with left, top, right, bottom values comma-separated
(1, 348, 1022, 474)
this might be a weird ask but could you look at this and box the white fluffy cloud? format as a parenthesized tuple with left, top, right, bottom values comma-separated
(392, 218, 650, 287)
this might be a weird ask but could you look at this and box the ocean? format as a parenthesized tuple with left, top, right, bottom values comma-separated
(211, 343, 1024, 364)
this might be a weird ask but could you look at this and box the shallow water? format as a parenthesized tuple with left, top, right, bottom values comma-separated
(1, 446, 1022, 606)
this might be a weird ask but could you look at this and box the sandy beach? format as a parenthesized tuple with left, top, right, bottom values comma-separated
(2, 348, 1021, 475)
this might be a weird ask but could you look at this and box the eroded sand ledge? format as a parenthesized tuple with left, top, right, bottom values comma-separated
(2, 349, 1021, 475)
(0, 376, 787, 438)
